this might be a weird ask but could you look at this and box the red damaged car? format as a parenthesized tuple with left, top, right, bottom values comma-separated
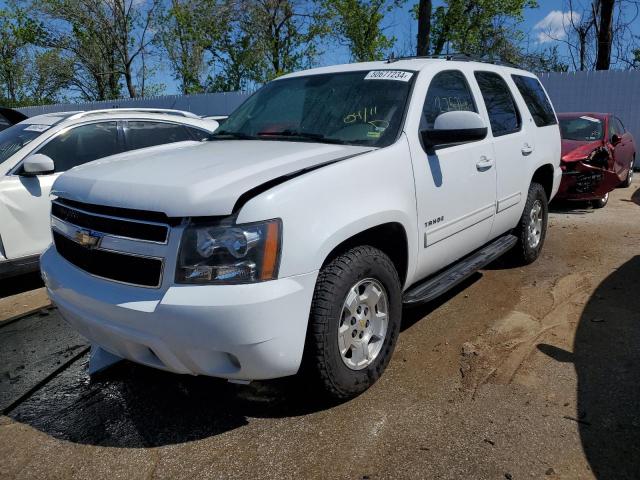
(556, 112, 636, 208)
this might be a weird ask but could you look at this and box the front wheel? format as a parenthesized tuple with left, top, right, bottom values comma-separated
(305, 246, 402, 400)
(512, 182, 548, 265)
(592, 191, 609, 209)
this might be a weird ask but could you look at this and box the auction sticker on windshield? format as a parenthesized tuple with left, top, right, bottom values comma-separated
(24, 124, 51, 133)
(364, 70, 413, 82)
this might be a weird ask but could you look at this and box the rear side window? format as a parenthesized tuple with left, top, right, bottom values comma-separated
(614, 117, 625, 134)
(511, 75, 557, 127)
(38, 122, 119, 172)
(474, 72, 521, 137)
(124, 121, 192, 151)
(421, 70, 477, 129)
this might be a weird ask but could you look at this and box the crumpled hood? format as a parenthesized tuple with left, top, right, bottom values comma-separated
(561, 139, 604, 162)
(53, 140, 372, 217)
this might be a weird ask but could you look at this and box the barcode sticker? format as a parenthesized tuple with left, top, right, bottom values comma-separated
(24, 124, 50, 132)
(364, 70, 413, 82)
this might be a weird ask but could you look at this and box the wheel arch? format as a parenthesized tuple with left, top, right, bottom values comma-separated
(321, 222, 410, 288)
(531, 163, 555, 200)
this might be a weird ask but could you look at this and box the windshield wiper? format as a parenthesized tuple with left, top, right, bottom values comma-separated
(209, 130, 258, 140)
(257, 129, 347, 145)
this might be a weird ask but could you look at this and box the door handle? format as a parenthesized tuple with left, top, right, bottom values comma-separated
(521, 143, 534, 156)
(476, 156, 494, 171)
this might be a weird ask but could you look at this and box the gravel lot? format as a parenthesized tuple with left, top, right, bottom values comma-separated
(1, 179, 639, 480)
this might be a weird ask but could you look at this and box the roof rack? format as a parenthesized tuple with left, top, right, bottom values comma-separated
(386, 53, 520, 69)
(68, 108, 201, 120)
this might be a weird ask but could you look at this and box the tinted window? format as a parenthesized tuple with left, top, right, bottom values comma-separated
(188, 127, 211, 141)
(475, 72, 521, 136)
(609, 117, 619, 137)
(511, 75, 556, 127)
(125, 121, 192, 150)
(421, 70, 477, 129)
(38, 122, 119, 172)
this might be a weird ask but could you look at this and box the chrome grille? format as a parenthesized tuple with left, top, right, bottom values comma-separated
(51, 200, 169, 244)
(51, 199, 172, 288)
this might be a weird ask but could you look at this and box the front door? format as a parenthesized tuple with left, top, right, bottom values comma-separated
(408, 69, 497, 280)
(0, 121, 120, 260)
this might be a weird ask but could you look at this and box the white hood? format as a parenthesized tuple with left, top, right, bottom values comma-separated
(52, 140, 372, 217)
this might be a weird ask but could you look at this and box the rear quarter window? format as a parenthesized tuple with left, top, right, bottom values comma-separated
(511, 75, 557, 127)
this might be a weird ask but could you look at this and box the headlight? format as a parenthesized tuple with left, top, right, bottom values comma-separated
(176, 219, 281, 284)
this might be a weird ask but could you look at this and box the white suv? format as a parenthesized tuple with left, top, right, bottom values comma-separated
(0, 109, 219, 279)
(41, 59, 561, 398)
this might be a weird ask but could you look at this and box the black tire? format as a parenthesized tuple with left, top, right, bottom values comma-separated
(512, 182, 548, 265)
(621, 157, 634, 188)
(305, 246, 402, 400)
(592, 192, 609, 209)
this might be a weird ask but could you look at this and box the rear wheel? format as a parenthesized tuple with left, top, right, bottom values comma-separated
(592, 191, 609, 209)
(512, 182, 548, 265)
(305, 246, 402, 400)
(621, 157, 634, 188)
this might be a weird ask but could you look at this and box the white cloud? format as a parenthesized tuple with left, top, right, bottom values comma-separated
(534, 10, 581, 43)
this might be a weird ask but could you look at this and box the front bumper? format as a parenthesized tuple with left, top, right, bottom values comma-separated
(555, 161, 621, 201)
(41, 246, 318, 380)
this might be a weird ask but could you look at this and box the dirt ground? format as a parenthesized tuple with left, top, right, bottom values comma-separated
(1, 179, 639, 480)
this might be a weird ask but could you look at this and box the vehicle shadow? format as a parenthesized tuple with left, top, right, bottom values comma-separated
(0, 271, 43, 299)
(537, 255, 640, 479)
(8, 274, 484, 449)
(549, 200, 594, 214)
(630, 186, 640, 206)
(8, 355, 340, 448)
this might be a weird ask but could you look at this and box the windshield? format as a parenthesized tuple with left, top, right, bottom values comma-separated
(0, 123, 48, 167)
(559, 116, 604, 141)
(213, 70, 415, 147)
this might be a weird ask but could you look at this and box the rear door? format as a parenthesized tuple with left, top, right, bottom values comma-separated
(0, 121, 121, 259)
(473, 71, 531, 237)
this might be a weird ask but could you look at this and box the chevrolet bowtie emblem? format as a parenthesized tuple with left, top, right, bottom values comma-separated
(75, 229, 101, 248)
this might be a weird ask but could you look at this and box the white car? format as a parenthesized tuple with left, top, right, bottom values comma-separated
(0, 109, 219, 279)
(41, 58, 561, 398)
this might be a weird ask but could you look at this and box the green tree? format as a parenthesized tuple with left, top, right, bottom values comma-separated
(324, 0, 402, 62)
(241, 0, 327, 81)
(0, 5, 43, 102)
(0, 4, 71, 105)
(430, 0, 537, 58)
(158, 0, 232, 94)
(37, 0, 160, 100)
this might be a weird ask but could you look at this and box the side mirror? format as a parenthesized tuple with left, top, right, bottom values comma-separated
(22, 154, 55, 176)
(421, 111, 488, 148)
(611, 134, 621, 146)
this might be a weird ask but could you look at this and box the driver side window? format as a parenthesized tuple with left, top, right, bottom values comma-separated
(421, 70, 478, 130)
(609, 117, 619, 138)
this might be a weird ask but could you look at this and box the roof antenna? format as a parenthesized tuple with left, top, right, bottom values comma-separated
(386, 52, 396, 63)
